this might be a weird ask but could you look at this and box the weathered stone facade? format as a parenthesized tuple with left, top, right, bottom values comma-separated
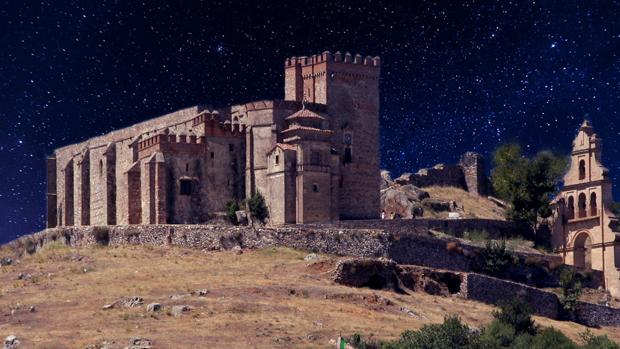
(551, 120, 620, 297)
(46, 51, 381, 227)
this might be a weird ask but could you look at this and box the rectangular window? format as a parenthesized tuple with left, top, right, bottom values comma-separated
(180, 179, 192, 196)
(210, 152, 214, 159)
(229, 144, 234, 152)
(275, 155, 279, 165)
(344, 147, 352, 164)
(313, 183, 319, 192)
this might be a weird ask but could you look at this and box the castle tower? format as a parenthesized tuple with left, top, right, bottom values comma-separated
(284, 51, 381, 219)
(551, 120, 620, 297)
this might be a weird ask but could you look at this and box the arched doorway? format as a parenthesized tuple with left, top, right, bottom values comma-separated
(573, 232, 592, 270)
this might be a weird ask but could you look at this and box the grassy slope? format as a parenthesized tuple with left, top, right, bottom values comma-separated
(0, 244, 616, 348)
(424, 186, 506, 220)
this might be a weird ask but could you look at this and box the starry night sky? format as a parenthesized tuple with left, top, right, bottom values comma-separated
(1, 1, 619, 241)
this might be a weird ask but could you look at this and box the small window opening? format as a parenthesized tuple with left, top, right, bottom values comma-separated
(210, 152, 214, 159)
(180, 179, 192, 196)
(344, 147, 352, 164)
(229, 144, 234, 152)
(313, 183, 319, 192)
(185, 163, 189, 173)
(579, 160, 586, 180)
(275, 155, 279, 165)
(99, 159, 104, 177)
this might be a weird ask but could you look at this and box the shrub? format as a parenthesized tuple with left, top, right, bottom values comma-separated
(24, 239, 37, 255)
(580, 330, 620, 349)
(524, 327, 576, 349)
(247, 192, 268, 221)
(478, 319, 516, 347)
(446, 242, 462, 254)
(493, 298, 536, 336)
(559, 269, 582, 312)
(225, 200, 240, 224)
(347, 333, 380, 349)
(473, 240, 514, 277)
(383, 315, 479, 349)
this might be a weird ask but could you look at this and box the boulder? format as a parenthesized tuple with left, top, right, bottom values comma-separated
(394, 172, 414, 185)
(171, 305, 190, 317)
(422, 198, 451, 212)
(126, 337, 152, 349)
(304, 253, 319, 261)
(4, 335, 19, 349)
(194, 289, 209, 297)
(0, 257, 12, 266)
(231, 245, 243, 255)
(235, 210, 248, 225)
(380, 185, 429, 219)
(380, 170, 393, 189)
(146, 303, 161, 312)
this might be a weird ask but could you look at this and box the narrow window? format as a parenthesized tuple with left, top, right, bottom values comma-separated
(579, 160, 586, 180)
(210, 152, 214, 159)
(343, 147, 352, 164)
(313, 183, 319, 192)
(567, 196, 575, 220)
(185, 163, 189, 173)
(578, 193, 587, 218)
(275, 155, 279, 165)
(180, 179, 192, 196)
(590, 192, 597, 216)
(99, 159, 104, 177)
(229, 144, 234, 152)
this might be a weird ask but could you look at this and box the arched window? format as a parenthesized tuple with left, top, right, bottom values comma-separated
(579, 160, 586, 180)
(590, 192, 597, 216)
(578, 193, 587, 218)
(99, 159, 104, 177)
(573, 232, 592, 270)
(567, 196, 575, 220)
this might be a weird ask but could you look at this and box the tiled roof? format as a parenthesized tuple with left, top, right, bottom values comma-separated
(285, 108, 326, 120)
(281, 125, 333, 134)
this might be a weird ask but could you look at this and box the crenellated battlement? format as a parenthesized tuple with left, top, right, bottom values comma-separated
(191, 111, 246, 136)
(137, 132, 207, 152)
(285, 51, 380, 68)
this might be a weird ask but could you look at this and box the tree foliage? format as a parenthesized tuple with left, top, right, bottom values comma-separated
(473, 240, 514, 277)
(559, 269, 582, 312)
(247, 192, 268, 221)
(491, 143, 567, 229)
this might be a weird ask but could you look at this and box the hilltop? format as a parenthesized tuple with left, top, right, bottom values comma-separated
(0, 243, 617, 348)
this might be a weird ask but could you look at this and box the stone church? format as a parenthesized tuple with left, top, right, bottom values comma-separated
(551, 120, 620, 297)
(46, 51, 381, 227)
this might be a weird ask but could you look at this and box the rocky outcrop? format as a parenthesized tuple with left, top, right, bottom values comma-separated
(380, 184, 428, 219)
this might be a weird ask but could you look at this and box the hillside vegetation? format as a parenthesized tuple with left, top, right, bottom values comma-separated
(0, 244, 617, 348)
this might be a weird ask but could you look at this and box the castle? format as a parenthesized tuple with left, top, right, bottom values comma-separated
(45, 51, 381, 227)
(551, 120, 620, 297)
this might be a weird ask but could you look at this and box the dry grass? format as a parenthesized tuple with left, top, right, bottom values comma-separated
(0, 244, 617, 348)
(424, 186, 506, 220)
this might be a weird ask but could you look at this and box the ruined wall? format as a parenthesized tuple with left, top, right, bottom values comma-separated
(395, 164, 466, 189)
(459, 152, 489, 196)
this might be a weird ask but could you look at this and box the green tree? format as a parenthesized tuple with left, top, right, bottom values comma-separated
(559, 269, 582, 312)
(247, 192, 268, 222)
(491, 143, 567, 231)
(492, 298, 536, 336)
(473, 240, 514, 277)
(225, 200, 240, 224)
(580, 330, 620, 349)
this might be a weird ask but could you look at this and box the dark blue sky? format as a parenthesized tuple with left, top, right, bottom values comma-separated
(1, 0, 619, 241)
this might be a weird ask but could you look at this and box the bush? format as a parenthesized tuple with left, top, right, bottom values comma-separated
(580, 330, 620, 349)
(24, 239, 37, 255)
(247, 192, 268, 222)
(523, 327, 576, 349)
(479, 320, 516, 347)
(493, 298, 536, 336)
(225, 200, 240, 224)
(382, 315, 479, 349)
(559, 269, 582, 312)
(473, 240, 514, 277)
